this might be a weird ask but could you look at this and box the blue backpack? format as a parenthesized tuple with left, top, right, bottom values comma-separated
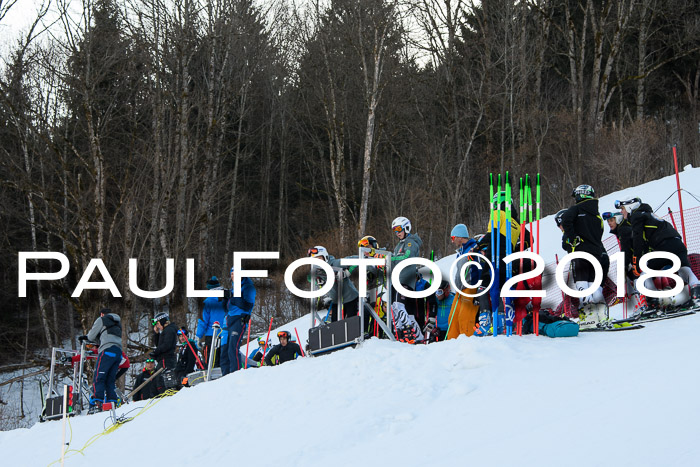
(540, 320, 579, 338)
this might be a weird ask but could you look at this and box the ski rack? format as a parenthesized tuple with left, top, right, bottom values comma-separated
(41, 343, 87, 421)
(357, 246, 395, 340)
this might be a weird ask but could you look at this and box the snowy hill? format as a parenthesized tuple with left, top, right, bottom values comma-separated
(2, 313, 700, 466)
(3, 166, 700, 466)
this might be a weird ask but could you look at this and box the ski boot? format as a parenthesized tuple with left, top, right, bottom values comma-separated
(88, 399, 103, 415)
(690, 284, 700, 306)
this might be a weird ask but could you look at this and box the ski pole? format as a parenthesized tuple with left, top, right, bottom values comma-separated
(261, 317, 274, 366)
(184, 336, 205, 370)
(294, 328, 305, 356)
(244, 318, 252, 369)
(668, 207, 678, 231)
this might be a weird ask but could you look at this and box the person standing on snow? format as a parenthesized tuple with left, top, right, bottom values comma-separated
(174, 328, 199, 385)
(132, 358, 165, 401)
(390, 216, 423, 299)
(308, 246, 359, 321)
(151, 312, 178, 370)
(445, 223, 480, 338)
(618, 197, 700, 306)
(434, 280, 455, 341)
(264, 331, 302, 366)
(196, 276, 227, 369)
(224, 267, 256, 375)
(603, 211, 635, 282)
(560, 185, 609, 311)
(81, 308, 122, 411)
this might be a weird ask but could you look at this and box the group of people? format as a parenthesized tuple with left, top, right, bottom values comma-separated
(554, 185, 700, 324)
(81, 185, 699, 411)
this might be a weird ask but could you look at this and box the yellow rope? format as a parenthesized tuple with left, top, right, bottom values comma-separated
(47, 389, 178, 466)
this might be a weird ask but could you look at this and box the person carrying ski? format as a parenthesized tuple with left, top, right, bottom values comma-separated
(81, 308, 122, 412)
(390, 217, 423, 298)
(560, 185, 609, 311)
(224, 266, 256, 375)
(390, 301, 425, 343)
(133, 358, 165, 401)
(446, 223, 480, 338)
(196, 276, 227, 369)
(618, 197, 700, 305)
(174, 328, 199, 385)
(264, 331, 302, 366)
(151, 312, 178, 370)
(308, 246, 359, 322)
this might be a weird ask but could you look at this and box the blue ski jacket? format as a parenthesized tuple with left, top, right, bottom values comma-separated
(197, 295, 228, 344)
(227, 277, 256, 318)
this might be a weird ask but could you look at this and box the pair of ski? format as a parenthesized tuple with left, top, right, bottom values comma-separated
(612, 305, 697, 325)
(488, 172, 540, 336)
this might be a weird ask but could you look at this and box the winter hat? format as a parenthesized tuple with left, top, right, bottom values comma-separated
(450, 224, 469, 238)
(206, 276, 221, 289)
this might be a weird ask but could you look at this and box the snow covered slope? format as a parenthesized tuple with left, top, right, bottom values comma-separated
(3, 312, 699, 466)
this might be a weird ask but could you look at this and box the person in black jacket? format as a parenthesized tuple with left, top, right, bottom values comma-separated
(264, 331, 302, 366)
(618, 197, 700, 302)
(151, 312, 178, 370)
(174, 328, 199, 384)
(604, 211, 635, 281)
(561, 185, 609, 306)
(133, 359, 165, 401)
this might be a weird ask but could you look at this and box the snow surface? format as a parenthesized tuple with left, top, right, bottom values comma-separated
(3, 167, 700, 465)
(2, 312, 700, 466)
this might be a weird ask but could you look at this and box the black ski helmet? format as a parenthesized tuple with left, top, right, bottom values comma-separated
(571, 184, 595, 202)
(554, 209, 567, 227)
(277, 330, 291, 341)
(358, 235, 378, 249)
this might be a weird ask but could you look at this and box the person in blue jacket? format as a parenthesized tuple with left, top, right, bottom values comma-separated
(224, 267, 256, 375)
(196, 276, 228, 369)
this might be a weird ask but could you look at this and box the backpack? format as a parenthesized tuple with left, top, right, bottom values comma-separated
(100, 315, 122, 338)
(540, 320, 579, 338)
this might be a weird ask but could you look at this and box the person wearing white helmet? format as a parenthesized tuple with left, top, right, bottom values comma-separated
(390, 216, 423, 297)
(308, 246, 359, 321)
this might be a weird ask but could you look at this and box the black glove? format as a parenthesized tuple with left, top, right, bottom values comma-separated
(78, 335, 89, 343)
(241, 314, 250, 325)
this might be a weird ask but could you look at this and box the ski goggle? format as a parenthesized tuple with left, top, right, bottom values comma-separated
(177, 329, 187, 336)
(358, 238, 372, 247)
(151, 319, 159, 326)
(277, 331, 289, 338)
(307, 247, 319, 256)
(614, 200, 622, 209)
(145, 359, 155, 363)
(602, 212, 614, 220)
(393, 225, 403, 232)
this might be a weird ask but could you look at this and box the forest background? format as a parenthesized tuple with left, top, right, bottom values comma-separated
(0, 0, 698, 367)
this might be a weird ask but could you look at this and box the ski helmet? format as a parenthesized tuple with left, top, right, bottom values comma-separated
(277, 330, 291, 340)
(615, 197, 641, 213)
(392, 216, 411, 234)
(307, 245, 329, 262)
(602, 211, 623, 225)
(571, 184, 595, 202)
(152, 311, 169, 326)
(554, 209, 567, 227)
(358, 235, 378, 249)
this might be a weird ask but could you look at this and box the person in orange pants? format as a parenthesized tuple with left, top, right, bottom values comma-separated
(446, 224, 480, 338)
(446, 288, 480, 338)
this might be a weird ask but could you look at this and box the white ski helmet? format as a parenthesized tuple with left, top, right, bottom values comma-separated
(308, 245, 329, 262)
(615, 197, 641, 213)
(392, 216, 411, 234)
